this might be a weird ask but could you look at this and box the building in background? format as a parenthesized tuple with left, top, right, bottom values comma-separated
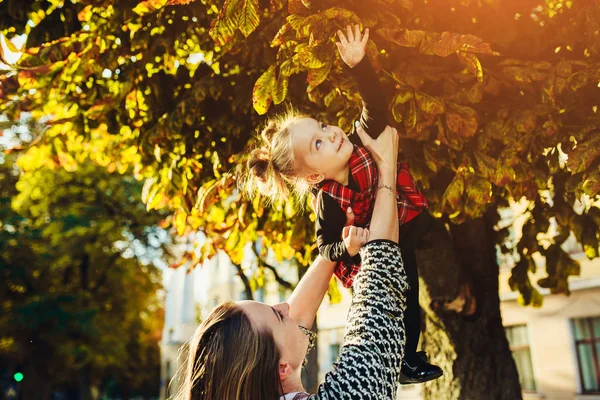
(499, 248, 600, 399)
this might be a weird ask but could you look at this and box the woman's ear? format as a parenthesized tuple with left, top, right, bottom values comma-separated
(279, 361, 292, 380)
(305, 173, 325, 185)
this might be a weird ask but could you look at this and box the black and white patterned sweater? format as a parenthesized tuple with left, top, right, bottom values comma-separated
(309, 240, 408, 400)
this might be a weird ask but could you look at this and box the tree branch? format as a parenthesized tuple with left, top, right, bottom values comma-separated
(91, 252, 123, 294)
(251, 242, 295, 291)
(232, 261, 254, 300)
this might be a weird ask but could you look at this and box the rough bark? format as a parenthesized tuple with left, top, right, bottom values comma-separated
(302, 321, 320, 393)
(416, 210, 522, 400)
(296, 263, 320, 393)
(77, 363, 93, 400)
(21, 362, 52, 400)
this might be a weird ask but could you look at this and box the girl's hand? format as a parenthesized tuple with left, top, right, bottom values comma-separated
(342, 225, 369, 257)
(336, 24, 369, 68)
(356, 125, 399, 174)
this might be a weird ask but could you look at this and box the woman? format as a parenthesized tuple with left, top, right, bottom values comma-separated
(173, 124, 407, 399)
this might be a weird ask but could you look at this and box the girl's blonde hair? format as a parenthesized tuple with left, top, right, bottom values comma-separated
(245, 109, 311, 203)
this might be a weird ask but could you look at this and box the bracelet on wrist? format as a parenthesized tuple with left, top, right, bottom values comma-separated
(377, 184, 397, 198)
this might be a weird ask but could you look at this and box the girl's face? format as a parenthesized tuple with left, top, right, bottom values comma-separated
(288, 118, 354, 184)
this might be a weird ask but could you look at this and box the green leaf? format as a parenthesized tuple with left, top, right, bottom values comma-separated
(465, 176, 492, 205)
(423, 147, 438, 172)
(391, 90, 413, 123)
(295, 44, 325, 69)
(272, 71, 289, 104)
(322, 6, 357, 21)
(494, 163, 515, 186)
(377, 28, 496, 57)
(582, 219, 599, 259)
(457, 52, 483, 82)
(327, 277, 342, 304)
(252, 65, 276, 115)
(209, 0, 242, 46)
(582, 170, 600, 197)
(566, 137, 600, 174)
(239, 0, 260, 37)
(445, 103, 478, 138)
(415, 91, 444, 117)
(280, 58, 301, 77)
(442, 173, 465, 211)
(514, 110, 537, 134)
(271, 22, 293, 47)
(404, 97, 417, 132)
(474, 150, 497, 179)
(133, 0, 168, 16)
(307, 62, 331, 89)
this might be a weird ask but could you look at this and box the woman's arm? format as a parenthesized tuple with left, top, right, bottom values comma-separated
(288, 205, 356, 329)
(356, 125, 399, 243)
(287, 256, 335, 330)
(311, 241, 407, 399)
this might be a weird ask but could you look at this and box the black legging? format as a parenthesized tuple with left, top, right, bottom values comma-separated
(400, 244, 420, 364)
(397, 211, 434, 364)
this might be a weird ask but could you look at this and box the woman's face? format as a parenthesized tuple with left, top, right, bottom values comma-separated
(238, 301, 309, 371)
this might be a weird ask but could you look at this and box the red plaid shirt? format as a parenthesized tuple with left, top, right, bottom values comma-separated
(320, 145, 428, 288)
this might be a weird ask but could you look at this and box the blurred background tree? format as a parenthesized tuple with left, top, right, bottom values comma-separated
(0, 118, 168, 398)
(1, 0, 599, 398)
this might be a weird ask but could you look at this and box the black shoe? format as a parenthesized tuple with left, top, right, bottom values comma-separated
(400, 352, 443, 385)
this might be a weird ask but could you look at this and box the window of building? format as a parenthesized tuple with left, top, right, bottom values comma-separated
(165, 361, 172, 397)
(329, 344, 341, 366)
(505, 324, 536, 392)
(572, 317, 600, 393)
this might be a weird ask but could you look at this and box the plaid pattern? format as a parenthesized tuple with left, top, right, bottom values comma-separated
(320, 145, 428, 288)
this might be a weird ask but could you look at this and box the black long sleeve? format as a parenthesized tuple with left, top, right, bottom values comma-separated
(347, 58, 390, 142)
(316, 192, 361, 265)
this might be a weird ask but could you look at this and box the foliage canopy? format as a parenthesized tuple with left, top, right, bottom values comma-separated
(1, 0, 600, 306)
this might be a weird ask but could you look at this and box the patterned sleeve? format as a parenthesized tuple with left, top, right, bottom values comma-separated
(309, 240, 408, 400)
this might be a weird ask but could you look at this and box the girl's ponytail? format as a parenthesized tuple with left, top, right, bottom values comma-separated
(244, 109, 308, 203)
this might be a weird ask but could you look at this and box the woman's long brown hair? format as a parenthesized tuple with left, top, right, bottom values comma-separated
(172, 302, 283, 400)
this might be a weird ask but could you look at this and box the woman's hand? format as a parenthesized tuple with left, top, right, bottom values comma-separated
(356, 125, 399, 174)
(336, 24, 369, 68)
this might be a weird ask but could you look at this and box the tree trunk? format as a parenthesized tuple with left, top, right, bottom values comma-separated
(21, 362, 52, 400)
(416, 210, 522, 400)
(296, 263, 320, 393)
(77, 364, 93, 400)
(302, 321, 320, 393)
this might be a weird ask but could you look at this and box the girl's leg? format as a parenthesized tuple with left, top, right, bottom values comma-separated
(401, 245, 420, 363)
(399, 243, 443, 384)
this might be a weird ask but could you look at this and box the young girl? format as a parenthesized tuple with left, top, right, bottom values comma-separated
(246, 25, 442, 384)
